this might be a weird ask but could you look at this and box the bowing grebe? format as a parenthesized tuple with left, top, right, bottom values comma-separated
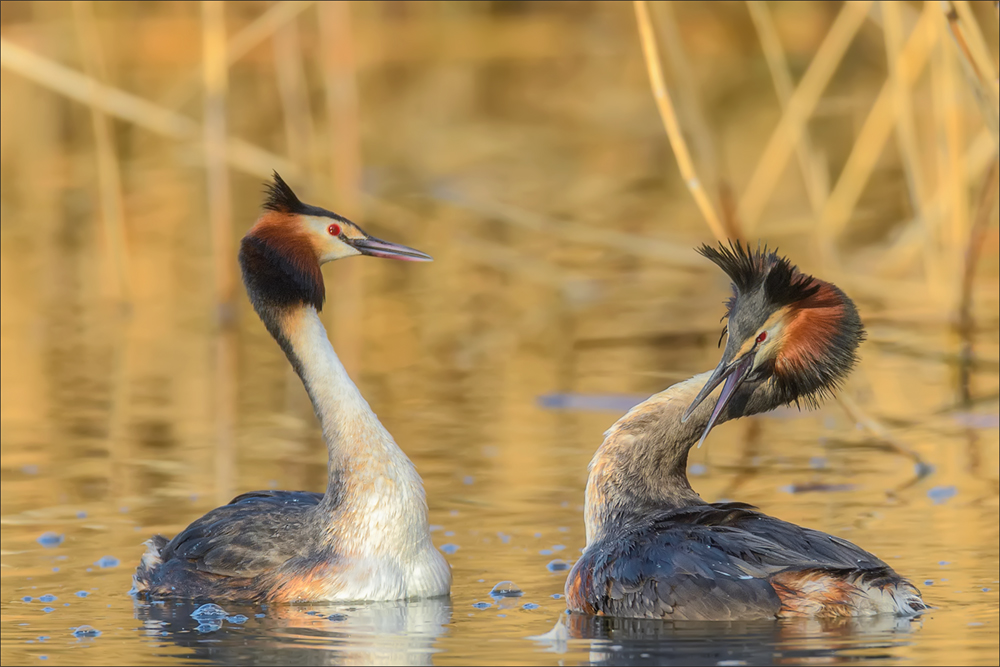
(566, 242, 926, 620)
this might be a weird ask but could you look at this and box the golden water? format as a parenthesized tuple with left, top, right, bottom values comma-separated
(1, 186, 997, 663)
(2, 2, 999, 663)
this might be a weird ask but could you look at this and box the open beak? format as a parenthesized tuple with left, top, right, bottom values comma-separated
(680, 348, 757, 448)
(350, 236, 433, 262)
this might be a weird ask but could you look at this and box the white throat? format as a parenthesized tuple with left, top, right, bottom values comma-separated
(279, 306, 450, 599)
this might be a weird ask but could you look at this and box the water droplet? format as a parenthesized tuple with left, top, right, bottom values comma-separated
(75, 591, 89, 598)
(924, 580, 934, 586)
(94, 556, 120, 569)
(327, 613, 348, 622)
(42, 607, 54, 613)
(36, 533, 63, 548)
(539, 549, 553, 556)
(190, 603, 228, 621)
(551, 545, 565, 552)
(226, 615, 248, 624)
(927, 486, 957, 505)
(22, 596, 33, 602)
(472, 601, 492, 609)
(489, 581, 523, 598)
(551, 593, 563, 599)
(38, 595, 56, 603)
(72, 625, 101, 638)
(523, 602, 540, 610)
(547, 560, 570, 572)
(195, 621, 222, 633)
(255, 613, 266, 618)
(440, 543, 459, 555)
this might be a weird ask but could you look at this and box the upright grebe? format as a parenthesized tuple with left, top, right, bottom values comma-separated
(133, 173, 451, 602)
(566, 242, 926, 620)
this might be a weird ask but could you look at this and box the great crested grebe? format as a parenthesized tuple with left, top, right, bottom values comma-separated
(132, 173, 451, 602)
(566, 242, 927, 620)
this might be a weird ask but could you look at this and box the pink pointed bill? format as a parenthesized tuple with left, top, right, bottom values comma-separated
(351, 236, 433, 262)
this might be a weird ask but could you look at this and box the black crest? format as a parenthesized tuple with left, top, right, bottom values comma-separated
(697, 241, 819, 314)
(262, 172, 306, 214)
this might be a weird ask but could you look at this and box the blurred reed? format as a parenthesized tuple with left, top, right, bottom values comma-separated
(1, 0, 997, 472)
(633, 0, 729, 243)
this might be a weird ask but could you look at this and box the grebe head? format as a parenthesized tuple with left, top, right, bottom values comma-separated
(682, 241, 864, 446)
(239, 172, 431, 312)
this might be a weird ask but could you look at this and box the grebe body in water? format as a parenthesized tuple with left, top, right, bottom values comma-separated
(566, 243, 926, 620)
(132, 174, 451, 602)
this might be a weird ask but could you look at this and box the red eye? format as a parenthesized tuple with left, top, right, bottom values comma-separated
(756, 332, 767, 344)
(327, 223, 341, 236)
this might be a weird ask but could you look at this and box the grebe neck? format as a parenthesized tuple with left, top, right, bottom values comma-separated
(584, 370, 776, 544)
(275, 306, 426, 515)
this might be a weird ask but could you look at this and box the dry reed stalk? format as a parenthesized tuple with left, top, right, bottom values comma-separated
(202, 0, 234, 319)
(163, 0, 315, 109)
(877, 126, 996, 289)
(1, 37, 197, 137)
(1, 39, 304, 181)
(71, 1, 130, 305)
(933, 13, 970, 304)
(816, 6, 938, 256)
(632, 0, 728, 243)
(948, 2, 1000, 100)
(202, 0, 236, 505)
(882, 1, 930, 231)
(430, 187, 704, 268)
(319, 1, 363, 378)
(957, 158, 999, 403)
(738, 0, 873, 234)
(746, 0, 828, 218)
(274, 17, 317, 177)
(939, 1, 1000, 143)
(652, 3, 742, 239)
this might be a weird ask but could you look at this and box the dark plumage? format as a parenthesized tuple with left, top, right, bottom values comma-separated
(568, 503, 924, 620)
(262, 172, 307, 214)
(263, 171, 351, 221)
(134, 491, 328, 601)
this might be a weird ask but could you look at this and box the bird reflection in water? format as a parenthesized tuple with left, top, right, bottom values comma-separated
(135, 596, 451, 666)
(533, 610, 921, 666)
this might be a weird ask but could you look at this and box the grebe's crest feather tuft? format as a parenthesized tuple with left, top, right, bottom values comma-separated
(263, 171, 307, 214)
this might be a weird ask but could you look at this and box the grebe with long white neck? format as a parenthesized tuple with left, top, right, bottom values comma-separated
(566, 242, 926, 620)
(132, 174, 451, 602)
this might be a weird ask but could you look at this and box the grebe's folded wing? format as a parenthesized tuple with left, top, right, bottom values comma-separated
(160, 490, 323, 579)
(570, 521, 785, 620)
(570, 504, 892, 620)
